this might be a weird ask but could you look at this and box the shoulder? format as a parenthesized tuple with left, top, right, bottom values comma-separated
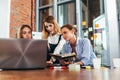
(77, 37, 89, 42)
(82, 38, 90, 42)
(77, 38, 90, 44)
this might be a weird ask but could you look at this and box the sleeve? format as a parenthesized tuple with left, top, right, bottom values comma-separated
(53, 36, 66, 54)
(80, 38, 92, 66)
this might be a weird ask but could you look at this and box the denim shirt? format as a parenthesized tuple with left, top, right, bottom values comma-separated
(62, 38, 96, 66)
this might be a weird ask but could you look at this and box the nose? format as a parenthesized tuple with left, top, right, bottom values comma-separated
(47, 26, 51, 30)
(26, 34, 29, 38)
(25, 33, 31, 39)
(46, 27, 52, 32)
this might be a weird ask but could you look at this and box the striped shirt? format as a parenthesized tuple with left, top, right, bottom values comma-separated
(62, 37, 96, 66)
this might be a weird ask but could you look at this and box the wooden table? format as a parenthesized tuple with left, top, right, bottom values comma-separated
(0, 68, 120, 80)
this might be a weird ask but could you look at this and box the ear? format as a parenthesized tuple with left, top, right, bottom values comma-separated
(71, 28, 75, 34)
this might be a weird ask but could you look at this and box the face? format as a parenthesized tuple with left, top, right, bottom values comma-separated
(61, 27, 74, 41)
(44, 22, 55, 34)
(21, 27, 32, 39)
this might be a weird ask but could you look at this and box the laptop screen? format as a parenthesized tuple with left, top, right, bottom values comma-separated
(0, 38, 47, 69)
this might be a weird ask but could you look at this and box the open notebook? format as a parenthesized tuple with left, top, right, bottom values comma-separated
(0, 38, 47, 70)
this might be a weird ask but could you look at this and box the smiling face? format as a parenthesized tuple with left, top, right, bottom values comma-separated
(21, 27, 32, 39)
(44, 22, 55, 35)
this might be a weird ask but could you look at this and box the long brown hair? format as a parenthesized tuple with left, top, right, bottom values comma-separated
(19, 24, 32, 38)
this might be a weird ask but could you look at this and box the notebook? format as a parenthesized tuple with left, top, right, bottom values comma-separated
(0, 38, 47, 70)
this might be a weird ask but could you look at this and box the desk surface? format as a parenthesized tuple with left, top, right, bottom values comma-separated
(0, 68, 120, 80)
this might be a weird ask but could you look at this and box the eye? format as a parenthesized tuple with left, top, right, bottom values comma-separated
(45, 25, 53, 29)
(49, 25, 53, 27)
(45, 26, 48, 29)
(63, 32, 67, 34)
(28, 31, 31, 34)
(22, 31, 26, 34)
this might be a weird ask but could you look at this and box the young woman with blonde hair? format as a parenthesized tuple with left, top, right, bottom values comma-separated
(42, 16, 65, 65)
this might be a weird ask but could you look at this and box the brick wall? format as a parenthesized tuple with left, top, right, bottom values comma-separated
(10, 0, 36, 38)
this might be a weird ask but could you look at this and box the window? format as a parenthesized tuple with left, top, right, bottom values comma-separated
(38, 0, 54, 31)
(37, 0, 75, 31)
(39, 8, 53, 31)
(39, 0, 53, 6)
(58, 2, 76, 27)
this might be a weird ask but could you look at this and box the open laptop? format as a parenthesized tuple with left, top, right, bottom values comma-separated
(0, 38, 47, 70)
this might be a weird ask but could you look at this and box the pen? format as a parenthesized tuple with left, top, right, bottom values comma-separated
(50, 66, 67, 69)
(81, 66, 91, 69)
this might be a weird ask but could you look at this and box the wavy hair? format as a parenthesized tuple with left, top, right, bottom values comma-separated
(42, 16, 61, 39)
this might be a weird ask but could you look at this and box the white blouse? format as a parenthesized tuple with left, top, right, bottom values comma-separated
(48, 34, 66, 54)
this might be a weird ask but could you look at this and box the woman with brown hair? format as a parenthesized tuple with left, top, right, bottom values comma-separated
(18, 24, 32, 39)
(60, 24, 96, 66)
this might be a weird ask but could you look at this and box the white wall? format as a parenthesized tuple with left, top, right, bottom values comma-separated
(0, 0, 10, 38)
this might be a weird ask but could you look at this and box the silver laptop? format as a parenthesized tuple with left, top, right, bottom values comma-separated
(0, 38, 47, 69)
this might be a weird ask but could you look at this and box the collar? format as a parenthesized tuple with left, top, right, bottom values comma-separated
(66, 37, 80, 46)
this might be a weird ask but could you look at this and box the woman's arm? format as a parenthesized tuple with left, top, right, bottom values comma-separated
(78, 38, 92, 66)
(54, 36, 66, 54)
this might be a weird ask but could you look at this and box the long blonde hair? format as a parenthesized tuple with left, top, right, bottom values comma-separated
(42, 16, 61, 39)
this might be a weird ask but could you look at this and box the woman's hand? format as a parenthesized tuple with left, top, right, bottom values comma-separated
(46, 59, 53, 67)
(76, 61, 84, 66)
